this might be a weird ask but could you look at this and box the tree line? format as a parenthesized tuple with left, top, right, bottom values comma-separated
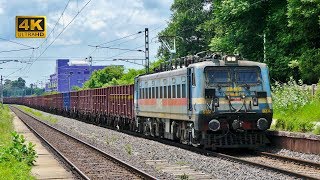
(2, 77, 44, 97)
(158, 0, 320, 84)
(85, 0, 320, 88)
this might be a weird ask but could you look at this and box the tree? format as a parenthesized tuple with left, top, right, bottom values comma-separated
(158, 0, 214, 60)
(210, 0, 268, 61)
(83, 65, 125, 88)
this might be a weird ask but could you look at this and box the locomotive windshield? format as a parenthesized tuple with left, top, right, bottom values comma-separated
(235, 67, 260, 84)
(206, 68, 231, 84)
(205, 66, 261, 86)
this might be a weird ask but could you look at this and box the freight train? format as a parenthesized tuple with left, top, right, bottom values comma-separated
(4, 53, 273, 149)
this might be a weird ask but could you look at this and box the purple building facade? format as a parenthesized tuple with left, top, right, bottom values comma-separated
(45, 59, 107, 92)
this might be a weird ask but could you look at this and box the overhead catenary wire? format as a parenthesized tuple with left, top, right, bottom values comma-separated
(30, 0, 92, 68)
(37, 0, 71, 49)
(0, 37, 35, 48)
(0, 47, 37, 53)
(88, 45, 144, 52)
(97, 31, 144, 46)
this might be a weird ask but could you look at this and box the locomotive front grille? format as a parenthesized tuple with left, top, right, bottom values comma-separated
(205, 131, 267, 148)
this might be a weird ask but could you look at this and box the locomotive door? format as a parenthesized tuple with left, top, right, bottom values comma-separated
(187, 68, 193, 118)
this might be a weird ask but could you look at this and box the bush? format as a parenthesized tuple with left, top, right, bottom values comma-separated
(313, 126, 320, 135)
(0, 132, 37, 166)
(272, 78, 311, 110)
(272, 78, 320, 134)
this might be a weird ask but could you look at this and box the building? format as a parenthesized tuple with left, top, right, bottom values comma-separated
(45, 59, 107, 92)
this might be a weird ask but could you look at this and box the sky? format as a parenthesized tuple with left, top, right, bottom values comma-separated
(0, 0, 173, 87)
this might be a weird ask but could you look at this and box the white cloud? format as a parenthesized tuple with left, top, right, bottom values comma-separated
(54, 38, 82, 46)
(0, 0, 173, 85)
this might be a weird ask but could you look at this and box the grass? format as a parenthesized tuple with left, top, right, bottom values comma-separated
(0, 106, 13, 147)
(179, 173, 190, 180)
(176, 161, 190, 166)
(272, 79, 320, 134)
(273, 100, 320, 133)
(0, 105, 35, 179)
(124, 144, 132, 155)
(105, 135, 118, 145)
(18, 106, 58, 124)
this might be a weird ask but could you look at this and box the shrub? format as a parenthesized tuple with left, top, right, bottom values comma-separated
(0, 132, 37, 166)
(313, 126, 320, 135)
(272, 78, 311, 110)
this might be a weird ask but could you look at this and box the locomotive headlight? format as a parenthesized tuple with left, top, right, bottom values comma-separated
(257, 118, 268, 130)
(252, 97, 258, 106)
(213, 98, 219, 107)
(224, 55, 238, 64)
(209, 119, 220, 131)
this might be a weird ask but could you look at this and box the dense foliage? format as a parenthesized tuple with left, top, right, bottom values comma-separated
(3, 77, 44, 97)
(159, 0, 320, 84)
(82, 59, 165, 89)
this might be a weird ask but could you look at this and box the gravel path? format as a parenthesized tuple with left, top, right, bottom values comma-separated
(19, 107, 298, 179)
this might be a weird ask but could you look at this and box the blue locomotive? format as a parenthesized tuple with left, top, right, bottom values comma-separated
(134, 53, 272, 149)
(4, 53, 273, 150)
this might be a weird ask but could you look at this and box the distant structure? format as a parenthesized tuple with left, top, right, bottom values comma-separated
(45, 59, 106, 92)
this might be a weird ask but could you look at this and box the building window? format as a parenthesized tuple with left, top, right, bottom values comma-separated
(84, 70, 90, 74)
(78, 72, 81, 74)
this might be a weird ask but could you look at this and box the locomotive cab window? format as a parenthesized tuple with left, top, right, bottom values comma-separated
(235, 67, 261, 85)
(205, 67, 231, 86)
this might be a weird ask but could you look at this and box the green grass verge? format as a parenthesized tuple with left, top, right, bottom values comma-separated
(18, 106, 58, 124)
(0, 105, 35, 179)
(273, 99, 320, 134)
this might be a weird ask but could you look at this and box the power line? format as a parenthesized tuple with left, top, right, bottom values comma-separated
(0, 47, 36, 53)
(87, 31, 144, 56)
(38, 0, 71, 49)
(0, 37, 35, 48)
(88, 45, 144, 52)
(97, 31, 144, 46)
(30, 0, 92, 67)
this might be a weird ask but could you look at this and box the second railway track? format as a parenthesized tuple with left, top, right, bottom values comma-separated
(11, 105, 320, 180)
(10, 106, 156, 180)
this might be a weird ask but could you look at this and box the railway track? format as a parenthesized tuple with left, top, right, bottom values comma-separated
(12, 105, 320, 179)
(9, 106, 156, 180)
(117, 123, 320, 179)
(222, 150, 320, 180)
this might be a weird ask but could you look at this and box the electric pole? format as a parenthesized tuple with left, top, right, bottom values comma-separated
(145, 28, 149, 74)
(0, 75, 3, 108)
(89, 56, 92, 74)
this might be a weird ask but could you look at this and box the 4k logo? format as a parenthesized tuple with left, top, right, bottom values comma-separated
(16, 16, 46, 38)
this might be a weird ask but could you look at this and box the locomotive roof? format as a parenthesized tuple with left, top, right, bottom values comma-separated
(138, 59, 267, 80)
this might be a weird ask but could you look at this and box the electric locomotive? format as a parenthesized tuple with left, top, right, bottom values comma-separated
(134, 53, 272, 149)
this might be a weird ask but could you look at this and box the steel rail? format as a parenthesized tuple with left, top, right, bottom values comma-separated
(256, 151, 320, 169)
(98, 124, 320, 180)
(10, 106, 156, 180)
(12, 105, 320, 180)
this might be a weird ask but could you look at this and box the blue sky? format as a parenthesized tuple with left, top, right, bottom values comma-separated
(0, 0, 173, 87)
